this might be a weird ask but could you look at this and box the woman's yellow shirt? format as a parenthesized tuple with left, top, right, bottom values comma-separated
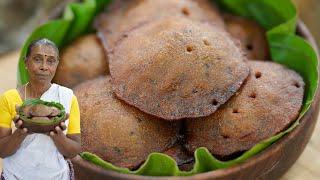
(0, 89, 80, 134)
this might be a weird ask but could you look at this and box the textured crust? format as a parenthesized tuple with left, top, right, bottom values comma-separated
(110, 17, 249, 120)
(29, 104, 53, 117)
(185, 61, 305, 158)
(95, 0, 225, 48)
(94, 0, 138, 49)
(53, 34, 108, 88)
(163, 144, 194, 167)
(224, 14, 270, 60)
(192, 0, 224, 25)
(74, 76, 180, 169)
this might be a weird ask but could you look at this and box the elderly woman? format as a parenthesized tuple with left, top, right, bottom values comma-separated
(0, 39, 81, 180)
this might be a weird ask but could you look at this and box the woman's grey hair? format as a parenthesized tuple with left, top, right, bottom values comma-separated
(25, 38, 59, 61)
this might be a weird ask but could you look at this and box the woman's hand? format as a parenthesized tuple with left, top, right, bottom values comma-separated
(13, 115, 29, 136)
(48, 114, 81, 158)
(49, 121, 67, 138)
(0, 115, 29, 158)
(13, 105, 29, 135)
(49, 113, 68, 137)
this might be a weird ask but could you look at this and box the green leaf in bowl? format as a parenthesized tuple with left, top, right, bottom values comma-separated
(19, 99, 66, 125)
(17, 0, 319, 176)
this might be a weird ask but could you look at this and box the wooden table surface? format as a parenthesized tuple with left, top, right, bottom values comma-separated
(0, 51, 319, 179)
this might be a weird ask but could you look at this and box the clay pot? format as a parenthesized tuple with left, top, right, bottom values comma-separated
(19, 102, 66, 134)
(22, 120, 65, 134)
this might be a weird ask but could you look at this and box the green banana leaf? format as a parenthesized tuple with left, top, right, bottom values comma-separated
(19, 99, 66, 125)
(17, 0, 318, 177)
(17, 0, 111, 85)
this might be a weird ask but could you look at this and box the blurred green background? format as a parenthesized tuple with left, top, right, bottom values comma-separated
(0, 0, 75, 54)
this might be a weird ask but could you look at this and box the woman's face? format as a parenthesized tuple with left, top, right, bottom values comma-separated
(26, 45, 59, 84)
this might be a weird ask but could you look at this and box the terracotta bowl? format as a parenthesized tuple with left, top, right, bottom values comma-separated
(18, 102, 66, 133)
(70, 21, 320, 180)
(22, 119, 66, 134)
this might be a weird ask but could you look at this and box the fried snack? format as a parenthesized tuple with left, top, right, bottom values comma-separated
(22, 105, 32, 117)
(31, 117, 50, 121)
(224, 14, 270, 60)
(74, 76, 180, 169)
(29, 104, 52, 117)
(94, 0, 138, 48)
(53, 34, 108, 88)
(50, 107, 60, 116)
(18, 99, 66, 133)
(185, 61, 304, 158)
(95, 0, 225, 48)
(110, 17, 249, 120)
(192, 0, 224, 24)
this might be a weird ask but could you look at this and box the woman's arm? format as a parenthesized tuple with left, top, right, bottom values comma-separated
(50, 122, 81, 159)
(50, 95, 82, 158)
(0, 118, 28, 158)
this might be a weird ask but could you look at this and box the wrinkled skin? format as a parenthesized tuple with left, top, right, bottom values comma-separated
(110, 17, 249, 120)
(224, 14, 270, 60)
(74, 76, 180, 169)
(25, 45, 59, 89)
(53, 34, 108, 88)
(185, 61, 304, 159)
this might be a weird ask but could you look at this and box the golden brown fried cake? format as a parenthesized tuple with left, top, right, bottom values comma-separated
(29, 104, 52, 117)
(117, 0, 225, 29)
(185, 61, 304, 158)
(95, 0, 225, 48)
(224, 14, 270, 60)
(31, 117, 50, 121)
(74, 76, 180, 169)
(110, 17, 249, 120)
(192, 0, 224, 24)
(53, 34, 108, 88)
(94, 0, 138, 49)
(49, 107, 60, 116)
(22, 105, 32, 117)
